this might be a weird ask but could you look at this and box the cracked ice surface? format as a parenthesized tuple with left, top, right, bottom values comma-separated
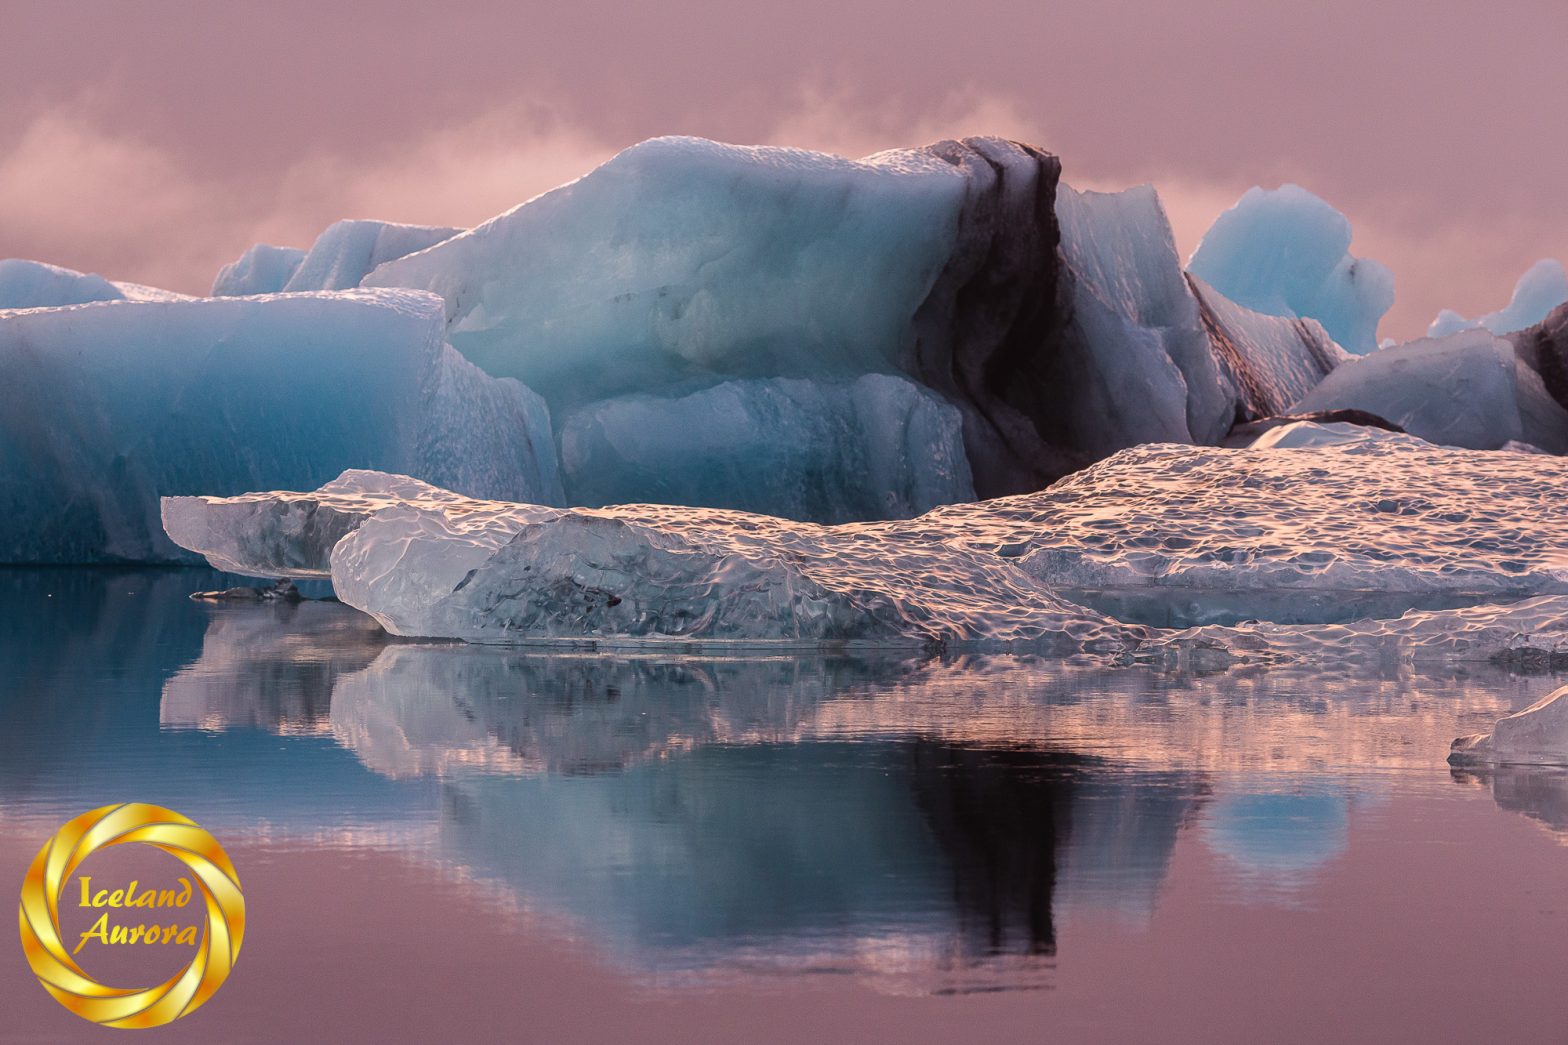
(166, 471, 1126, 651)
(165, 430, 1568, 662)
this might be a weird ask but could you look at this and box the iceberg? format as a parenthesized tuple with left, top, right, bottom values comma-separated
(1510, 301, 1568, 410)
(0, 258, 188, 309)
(1187, 184, 1395, 354)
(164, 471, 1127, 650)
(1, 289, 560, 563)
(1047, 184, 1228, 453)
(1287, 328, 1568, 451)
(1426, 259, 1568, 338)
(211, 221, 460, 297)
(993, 433, 1568, 601)
(364, 136, 1035, 509)
(365, 137, 967, 406)
(1187, 274, 1346, 419)
(360, 134, 1354, 507)
(211, 244, 306, 296)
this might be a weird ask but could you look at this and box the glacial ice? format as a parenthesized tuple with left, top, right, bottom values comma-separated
(1451, 686, 1568, 767)
(1510, 302, 1568, 410)
(167, 428, 1568, 659)
(1186, 274, 1346, 418)
(1427, 259, 1568, 338)
(357, 135, 1353, 509)
(2, 290, 559, 562)
(981, 434, 1568, 601)
(211, 221, 460, 297)
(559, 374, 973, 520)
(1187, 184, 1395, 354)
(211, 244, 306, 296)
(364, 137, 965, 406)
(1049, 184, 1228, 451)
(0, 259, 189, 309)
(284, 220, 461, 292)
(1288, 329, 1568, 451)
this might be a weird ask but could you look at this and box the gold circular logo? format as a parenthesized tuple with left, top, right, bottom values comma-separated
(17, 803, 245, 1028)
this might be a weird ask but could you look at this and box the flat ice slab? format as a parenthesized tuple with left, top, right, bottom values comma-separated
(166, 430, 1568, 659)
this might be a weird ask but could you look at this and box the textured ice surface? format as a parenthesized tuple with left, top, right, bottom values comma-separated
(1451, 685, 1568, 766)
(1, 290, 559, 562)
(1187, 185, 1395, 354)
(1289, 329, 1568, 451)
(168, 430, 1568, 660)
(211, 244, 306, 296)
(162, 470, 558, 579)
(0, 259, 189, 309)
(1427, 259, 1568, 338)
(960, 437, 1568, 600)
(559, 374, 972, 520)
(167, 471, 1125, 650)
(1187, 274, 1346, 418)
(1247, 420, 1396, 449)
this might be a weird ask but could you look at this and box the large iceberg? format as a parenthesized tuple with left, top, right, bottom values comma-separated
(1187, 184, 1395, 355)
(1427, 259, 1568, 338)
(1287, 329, 1568, 451)
(1, 290, 559, 562)
(361, 135, 1350, 507)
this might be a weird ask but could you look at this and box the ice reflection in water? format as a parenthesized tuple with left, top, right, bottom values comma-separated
(3, 569, 1568, 996)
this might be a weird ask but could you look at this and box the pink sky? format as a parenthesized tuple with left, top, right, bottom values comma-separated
(3, 0, 1564, 339)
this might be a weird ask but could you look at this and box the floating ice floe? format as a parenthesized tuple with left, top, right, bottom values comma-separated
(1, 289, 560, 562)
(166, 429, 1568, 658)
(1187, 184, 1395, 355)
(1451, 686, 1568, 766)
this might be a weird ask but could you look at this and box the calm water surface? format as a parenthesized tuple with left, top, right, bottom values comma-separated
(3, 569, 1567, 1043)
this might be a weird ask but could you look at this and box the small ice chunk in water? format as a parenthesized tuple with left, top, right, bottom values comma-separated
(1452, 687, 1568, 767)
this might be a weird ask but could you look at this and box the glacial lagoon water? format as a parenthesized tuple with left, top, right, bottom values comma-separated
(3, 569, 1568, 1042)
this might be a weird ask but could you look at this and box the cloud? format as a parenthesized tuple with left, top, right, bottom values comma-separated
(0, 93, 1555, 342)
(759, 87, 1049, 160)
(0, 103, 622, 295)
